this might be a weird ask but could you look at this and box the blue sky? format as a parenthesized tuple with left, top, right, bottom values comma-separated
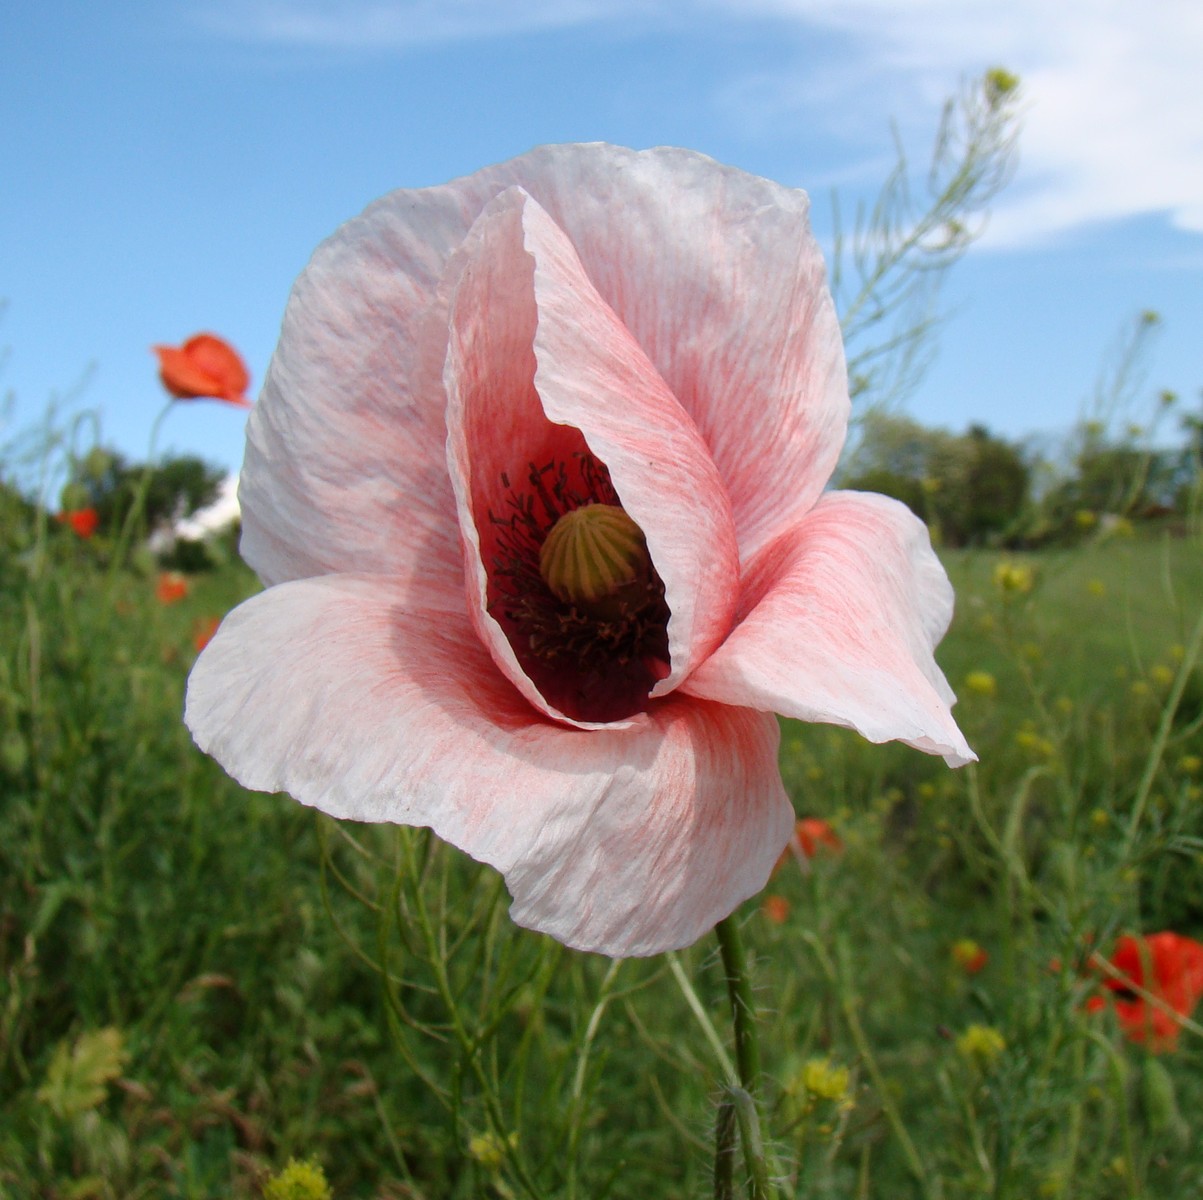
(2, 0, 1201, 490)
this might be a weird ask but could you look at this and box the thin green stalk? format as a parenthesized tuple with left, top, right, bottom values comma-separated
(715, 1095, 737, 1200)
(668, 937, 782, 1200)
(400, 834, 543, 1200)
(714, 916, 762, 1094)
(566, 957, 623, 1200)
(666, 952, 738, 1084)
(716, 916, 781, 1200)
(1085, 1030, 1143, 1200)
(727, 1086, 776, 1200)
(803, 932, 939, 1200)
(1123, 602, 1203, 850)
(106, 400, 175, 582)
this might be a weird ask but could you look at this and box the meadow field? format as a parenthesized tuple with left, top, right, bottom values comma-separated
(2, 504, 1202, 1198)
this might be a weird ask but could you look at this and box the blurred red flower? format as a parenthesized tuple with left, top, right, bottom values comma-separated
(153, 333, 250, 406)
(192, 616, 221, 652)
(157, 572, 190, 605)
(1087, 932, 1203, 1051)
(761, 895, 790, 924)
(795, 817, 843, 858)
(57, 508, 99, 538)
(774, 817, 843, 874)
(951, 938, 989, 974)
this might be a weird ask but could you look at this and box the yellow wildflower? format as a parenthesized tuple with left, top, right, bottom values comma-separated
(1150, 664, 1175, 688)
(469, 1130, 519, 1173)
(993, 561, 1035, 595)
(263, 1159, 333, 1200)
(964, 671, 997, 698)
(956, 1024, 1006, 1068)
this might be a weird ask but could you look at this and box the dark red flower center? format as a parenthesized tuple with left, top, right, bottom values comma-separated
(487, 453, 671, 723)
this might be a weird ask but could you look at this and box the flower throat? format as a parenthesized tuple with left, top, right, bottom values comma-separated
(488, 453, 670, 723)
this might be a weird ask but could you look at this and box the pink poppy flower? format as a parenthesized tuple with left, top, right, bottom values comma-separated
(185, 144, 973, 957)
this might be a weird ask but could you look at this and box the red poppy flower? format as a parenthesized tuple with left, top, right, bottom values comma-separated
(951, 938, 989, 975)
(192, 616, 221, 652)
(775, 818, 845, 874)
(1087, 932, 1203, 1051)
(795, 818, 843, 858)
(153, 333, 250, 406)
(57, 508, 99, 538)
(156, 572, 190, 605)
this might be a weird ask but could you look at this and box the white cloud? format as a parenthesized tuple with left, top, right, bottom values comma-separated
(703, 0, 1203, 247)
(203, 0, 1203, 246)
(175, 474, 240, 540)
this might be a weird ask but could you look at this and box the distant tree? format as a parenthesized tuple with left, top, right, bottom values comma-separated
(937, 424, 1031, 544)
(63, 447, 225, 536)
(840, 413, 1030, 546)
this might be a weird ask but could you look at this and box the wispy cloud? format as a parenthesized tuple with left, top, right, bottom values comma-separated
(201, 0, 1203, 247)
(197, 0, 652, 48)
(704, 0, 1203, 247)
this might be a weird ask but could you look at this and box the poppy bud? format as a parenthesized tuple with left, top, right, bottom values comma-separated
(538, 503, 651, 615)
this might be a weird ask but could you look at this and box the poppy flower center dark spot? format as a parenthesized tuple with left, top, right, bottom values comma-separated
(487, 454, 671, 722)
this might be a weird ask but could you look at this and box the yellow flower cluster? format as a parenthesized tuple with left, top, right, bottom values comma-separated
(956, 1024, 1006, 1067)
(964, 671, 997, 698)
(800, 1056, 852, 1105)
(263, 1158, 333, 1200)
(993, 561, 1034, 595)
(469, 1130, 520, 1172)
(1015, 725, 1055, 759)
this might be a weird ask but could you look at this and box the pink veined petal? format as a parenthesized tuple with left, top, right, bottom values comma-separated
(237, 184, 478, 603)
(251, 144, 847, 591)
(184, 573, 794, 957)
(442, 189, 575, 724)
(463, 144, 849, 561)
(682, 490, 975, 767)
(524, 193, 740, 693)
(443, 186, 739, 723)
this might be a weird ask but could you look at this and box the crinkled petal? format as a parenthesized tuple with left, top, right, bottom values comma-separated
(443, 187, 739, 722)
(237, 185, 474, 602)
(682, 490, 975, 766)
(468, 144, 849, 560)
(184, 574, 794, 957)
(248, 144, 847, 592)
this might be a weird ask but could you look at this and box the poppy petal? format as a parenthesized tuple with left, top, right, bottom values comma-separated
(184, 573, 794, 956)
(682, 490, 974, 765)
(243, 144, 847, 594)
(463, 145, 849, 561)
(443, 187, 739, 722)
(236, 186, 473, 598)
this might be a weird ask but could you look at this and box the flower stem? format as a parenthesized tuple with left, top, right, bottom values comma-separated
(714, 914, 780, 1200)
(714, 915, 762, 1092)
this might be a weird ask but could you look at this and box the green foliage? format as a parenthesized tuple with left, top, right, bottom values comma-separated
(833, 67, 1021, 410)
(62, 445, 226, 537)
(1021, 310, 1201, 545)
(35, 1028, 127, 1120)
(2, 482, 1201, 1196)
(840, 411, 1031, 546)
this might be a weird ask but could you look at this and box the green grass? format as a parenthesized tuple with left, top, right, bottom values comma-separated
(2, 518, 1201, 1198)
